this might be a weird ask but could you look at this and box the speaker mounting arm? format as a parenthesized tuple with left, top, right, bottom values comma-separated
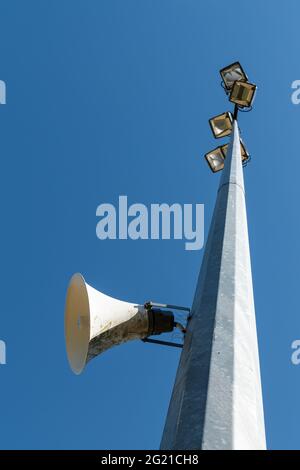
(142, 301, 191, 349)
(142, 338, 183, 349)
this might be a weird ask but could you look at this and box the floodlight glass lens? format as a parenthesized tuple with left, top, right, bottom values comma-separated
(230, 81, 256, 107)
(220, 62, 247, 90)
(205, 147, 225, 172)
(209, 112, 233, 138)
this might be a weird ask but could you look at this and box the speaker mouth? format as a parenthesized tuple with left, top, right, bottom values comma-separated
(65, 273, 90, 374)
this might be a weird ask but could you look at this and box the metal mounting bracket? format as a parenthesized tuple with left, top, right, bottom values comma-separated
(142, 338, 183, 349)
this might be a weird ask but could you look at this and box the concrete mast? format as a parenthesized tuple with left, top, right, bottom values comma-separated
(160, 120, 266, 450)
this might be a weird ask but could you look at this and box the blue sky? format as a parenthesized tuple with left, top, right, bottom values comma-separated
(0, 0, 299, 450)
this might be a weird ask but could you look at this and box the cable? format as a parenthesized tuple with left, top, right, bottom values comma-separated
(238, 105, 253, 113)
(220, 81, 230, 95)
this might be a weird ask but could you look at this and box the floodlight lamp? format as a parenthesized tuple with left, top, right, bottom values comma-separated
(220, 62, 248, 91)
(229, 81, 257, 108)
(205, 146, 225, 173)
(221, 139, 250, 163)
(209, 112, 233, 139)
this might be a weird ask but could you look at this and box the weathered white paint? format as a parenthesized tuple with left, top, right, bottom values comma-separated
(65, 273, 149, 374)
(160, 121, 266, 450)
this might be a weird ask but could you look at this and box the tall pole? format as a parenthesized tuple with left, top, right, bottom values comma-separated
(160, 120, 266, 450)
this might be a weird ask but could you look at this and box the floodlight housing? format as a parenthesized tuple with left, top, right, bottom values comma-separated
(205, 146, 225, 173)
(229, 81, 257, 108)
(220, 62, 248, 91)
(209, 112, 233, 139)
(221, 139, 250, 163)
(205, 139, 250, 173)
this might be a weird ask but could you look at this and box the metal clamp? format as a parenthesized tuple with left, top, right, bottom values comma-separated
(144, 301, 190, 313)
(142, 301, 190, 349)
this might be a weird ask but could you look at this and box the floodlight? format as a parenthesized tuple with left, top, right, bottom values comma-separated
(205, 146, 225, 173)
(229, 81, 257, 108)
(220, 62, 248, 91)
(221, 139, 250, 163)
(205, 139, 250, 173)
(209, 112, 233, 139)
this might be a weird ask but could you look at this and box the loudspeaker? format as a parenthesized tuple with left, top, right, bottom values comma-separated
(65, 273, 174, 374)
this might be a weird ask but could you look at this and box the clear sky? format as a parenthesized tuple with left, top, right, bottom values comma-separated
(0, 0, 299, 450)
